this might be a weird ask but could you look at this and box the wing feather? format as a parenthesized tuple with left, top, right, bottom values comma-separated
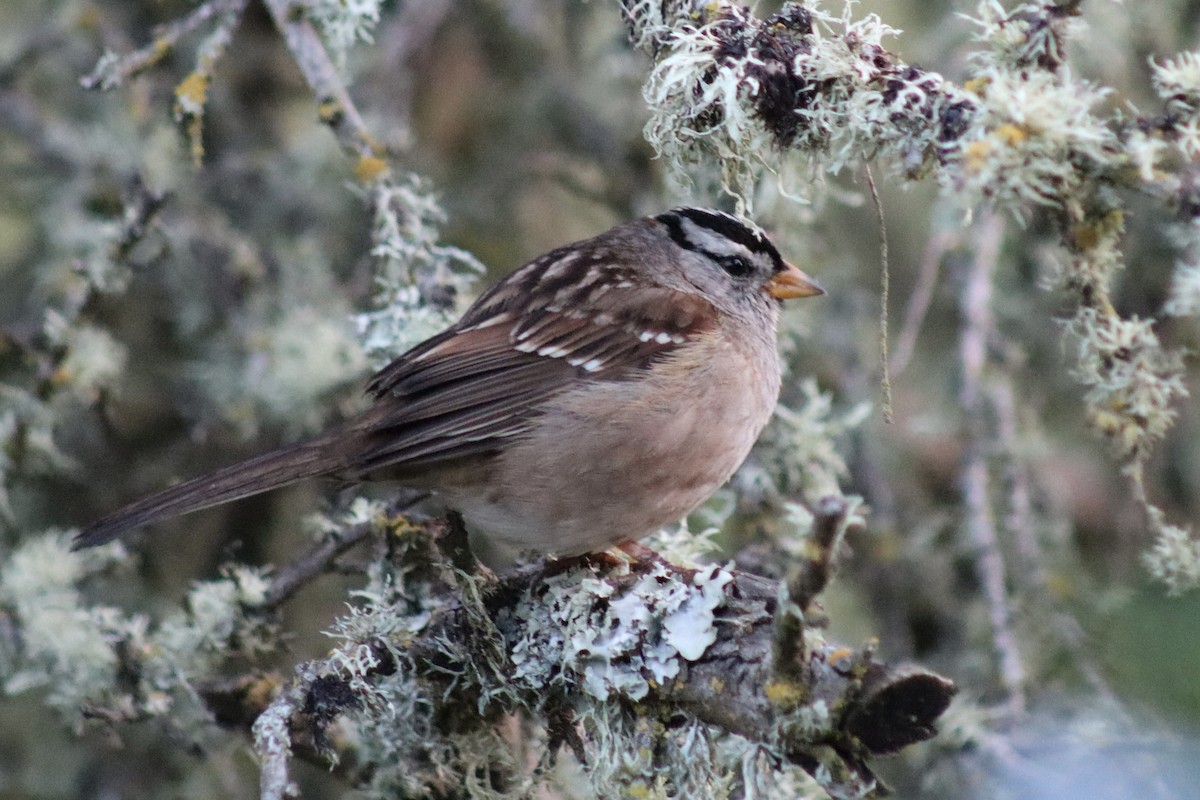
(347, 255, 719, 476)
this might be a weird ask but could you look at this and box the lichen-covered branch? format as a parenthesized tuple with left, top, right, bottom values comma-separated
(957, 213, 1026, 717)
(262, 494, 427, 609)
(259, 0, 384, 174)
(81, 0, 388, 177)
(81, 0, 248, 165)
(253, 661, 315, 800)
(247, 509, 955, 800)
(80, 0, 248, 91)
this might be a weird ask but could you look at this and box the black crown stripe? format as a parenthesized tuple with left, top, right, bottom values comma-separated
(655, 208, 784, 271)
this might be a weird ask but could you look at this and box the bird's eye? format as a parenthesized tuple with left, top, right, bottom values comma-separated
(716, 255, 754, 277)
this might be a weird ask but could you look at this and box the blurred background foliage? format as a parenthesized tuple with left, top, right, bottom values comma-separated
(3, 0, 1200, 798)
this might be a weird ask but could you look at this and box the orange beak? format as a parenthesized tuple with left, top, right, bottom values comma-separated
(765, 262, 825, 300)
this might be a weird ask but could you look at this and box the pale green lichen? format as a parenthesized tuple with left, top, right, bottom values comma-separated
(327, 559, 755, 797)
(150, 565, 277, 679)
(307, 495, 389, 537)
(640, 4, 782, 208)
(505, 563, 733, 702)
(42, 311, 129, 401)
(637, 0, 931, 209)
(778, 497, 865, 567)
(1151, 51, 1200, 113)
(0, 532, 135, 714)
(308, 0, 383, 70)
(82, 49, 125, 91)
(780, 697, 833, 742)
(1152, 49, 1200, 319)
(331, 648, 447, 798)
(328, 562, 436, 651)
(189, 234, 368, 438)
(1124, 127, 1170, 184)
(969, 0, 1083, 69)
(1142, 509, 1200, 595)
(1066, 308, 1187, 468)
(750, 378, 871, 503)
(0, 170, 157, 520)
(580, 701, 736, 800)
(951, 66, 1116, 210)
(217, 305, 366, 434)
(954, 1, 1116, 210)
(1164, 261, 1200, 317)
(322, 525, 439, 718)
(0, 387, 76, 520)
(737, 745, 825, 800)
(646, 518, 723, 566)
(0, 529, 286, 734)
(354, 177, 484, 365)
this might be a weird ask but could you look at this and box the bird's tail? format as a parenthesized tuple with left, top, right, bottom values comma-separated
(73, 436, 338, 549)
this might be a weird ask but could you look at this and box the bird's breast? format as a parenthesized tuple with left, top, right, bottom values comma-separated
(445, 330, 782, 565)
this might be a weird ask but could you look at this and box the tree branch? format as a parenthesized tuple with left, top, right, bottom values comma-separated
(247, 543, 956, 799)
(958, 212, 1027, 717)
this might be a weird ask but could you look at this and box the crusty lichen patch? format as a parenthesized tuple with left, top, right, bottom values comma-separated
(504, 563, 734, 702)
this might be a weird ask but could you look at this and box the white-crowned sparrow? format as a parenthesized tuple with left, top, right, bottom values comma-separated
(75, 208, 824, 564)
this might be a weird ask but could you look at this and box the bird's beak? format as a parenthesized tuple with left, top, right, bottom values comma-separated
(765, 263, 825, 300)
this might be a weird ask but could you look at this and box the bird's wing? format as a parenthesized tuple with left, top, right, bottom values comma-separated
(351, 254, 718, 472)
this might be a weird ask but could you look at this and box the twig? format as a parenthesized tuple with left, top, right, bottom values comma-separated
(260, 0, 382, 165)
(989, 377, 1121, 703)
(80, 0, 249, 90)
(263, 494, 428, 609)
(787, 495, 856, 613)
(110, 177, 168, 265)
(79, 0, 384, 174)
(253, 662, 317, 800)
(958, 212, 1026, 718)
(864, 165, 894, 425)
(262, 520, 374, 611)
(775, 496, 857, 690)
(989, 378, 1038, 574)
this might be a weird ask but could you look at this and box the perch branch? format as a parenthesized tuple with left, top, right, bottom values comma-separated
(249, 547, 955, 800)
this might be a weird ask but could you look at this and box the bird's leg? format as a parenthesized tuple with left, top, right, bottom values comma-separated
(615, 539, 672, 570)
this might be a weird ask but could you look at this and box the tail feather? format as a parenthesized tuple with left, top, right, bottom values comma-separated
(74, 437, 337, 549)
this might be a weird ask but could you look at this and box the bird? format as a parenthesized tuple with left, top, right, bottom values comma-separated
(74, 207, 824, 566)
